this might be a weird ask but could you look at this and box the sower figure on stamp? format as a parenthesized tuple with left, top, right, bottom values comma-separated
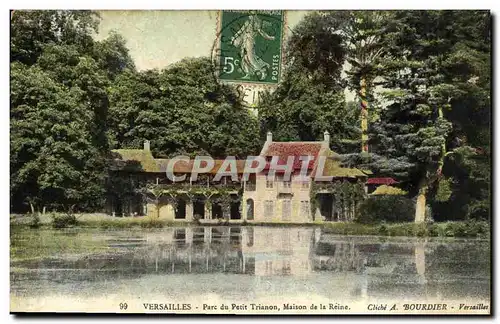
(231, 14, 275, 80)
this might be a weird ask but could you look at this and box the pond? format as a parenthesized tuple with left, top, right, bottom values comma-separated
(10, 226, 490, 314)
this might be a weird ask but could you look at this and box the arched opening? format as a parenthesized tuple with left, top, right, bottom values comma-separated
(318, 193, 335, 221)
(230, 200, 241, 219)
(246, 199, 254, 220)
(212, 203, 223, 219)
(193, 197, 205, 220)
(175, 199, 186, 219)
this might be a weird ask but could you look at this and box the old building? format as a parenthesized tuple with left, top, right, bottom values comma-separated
(109, 132, 369, 223)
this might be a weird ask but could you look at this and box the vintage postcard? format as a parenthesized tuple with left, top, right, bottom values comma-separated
(9, 9, 491, 315)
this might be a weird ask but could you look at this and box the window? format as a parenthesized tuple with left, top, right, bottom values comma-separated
(266, 177, 274, 188)
(282, 199, 291, 221)
(283, 181, 291, 188)
(265, 260, 273, 275)
(246, 182, 256, 191)
(301, 180, 310, 189)
(282, 260, 291, 275)
(264, 200, 274, 219)
(300, 200, 310, 218)
(246, 199, 254, 220)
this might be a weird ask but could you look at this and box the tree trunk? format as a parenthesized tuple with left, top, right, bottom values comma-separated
(156, 198, 160, 219)
(414, 181, 428, 223)
(360, 76, 369, 153)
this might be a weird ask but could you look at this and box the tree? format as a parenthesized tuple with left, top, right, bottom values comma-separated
(93, 30, 136, 80)
(10, 10, 135, 212)
(341, 11, 390, 153)
(259, 12, 359, 153)
(11, 10, 100, 65)
(108, 57, 261, 158)
(368, 10, 491, 222)
(10, 63, 105, 211)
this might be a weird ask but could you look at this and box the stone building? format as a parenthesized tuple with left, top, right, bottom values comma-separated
(109, 132, 369, 223)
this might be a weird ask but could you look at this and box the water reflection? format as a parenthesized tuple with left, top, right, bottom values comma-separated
(11, 226, 490, 301)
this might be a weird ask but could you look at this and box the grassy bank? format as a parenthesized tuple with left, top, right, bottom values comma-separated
(10, 227, 111, 261)
(321, 221, 490, 239)
(10, 213, 188, 229)
(10, 213, 489, 238)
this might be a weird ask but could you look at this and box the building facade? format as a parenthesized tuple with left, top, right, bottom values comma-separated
(109, 132, 369, 223)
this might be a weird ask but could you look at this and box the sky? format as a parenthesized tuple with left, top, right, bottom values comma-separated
(95, 10, 355, 102)
(96, 10, 308, 71)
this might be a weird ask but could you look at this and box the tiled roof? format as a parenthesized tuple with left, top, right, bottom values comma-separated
(110, 149, 159, 172)
(311, 157, 368, 178)
(371, 185, 407, 195)
(262, 142, 323, 170)
(156, 159, 249, 174)
(367, 177, 398, 185)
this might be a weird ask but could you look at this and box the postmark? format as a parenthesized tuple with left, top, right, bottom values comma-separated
(211, 10, 287, 107)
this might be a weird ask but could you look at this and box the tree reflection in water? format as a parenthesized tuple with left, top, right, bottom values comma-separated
(10, 227, 490, 301)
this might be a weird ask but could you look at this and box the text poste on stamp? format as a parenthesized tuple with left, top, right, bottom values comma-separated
(215, 10, 284, 85)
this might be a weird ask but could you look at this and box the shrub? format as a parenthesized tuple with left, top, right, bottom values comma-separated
(51, 213, 78, 229)
(139, 216, 164, 228)
(426, 223, 440, 237)
(28, 213, 41, 228)
(427, 220, 490, 238)
(415, 223, 428, 237)
(466, 219, 489, 238)
(356, 195, 414, 224)
(377, 223, 388, 236)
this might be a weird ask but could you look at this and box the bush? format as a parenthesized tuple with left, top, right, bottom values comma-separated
(377, 223, 388, 236)
(28, 213, 41, 228)
(425, 220, 489, 238)
(140, 217, 164, 228)
(51, 213, 78, 229)
(321, 221, 489, 238)
(356, 195, 415, 224)
(466, 219, 490, 237)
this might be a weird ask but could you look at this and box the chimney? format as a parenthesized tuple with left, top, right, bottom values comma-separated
(266, 131, 273, 143)
(323, 130, 330, 144)
(144, 140, 150, 152)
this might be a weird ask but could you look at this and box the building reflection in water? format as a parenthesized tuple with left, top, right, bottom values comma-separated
(10, 226, 490, 302)
(137, 227, 425, 279)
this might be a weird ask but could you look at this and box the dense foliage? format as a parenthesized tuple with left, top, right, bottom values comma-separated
(11, 11, 121, 213)
(292, 11, 491, 222)
(108, 57, 261, 158)
(356, 196, 415, 224)
(259, 12, 360, 153)
(370, 10, 491, 222)
(10, 10, 260, 213)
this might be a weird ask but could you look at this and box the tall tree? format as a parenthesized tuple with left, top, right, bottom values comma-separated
(259, 12, 359, 153)
(370, 10, 491, 222)
(341, 11, 389, 153)
(10, 10, 135, 212)
(108, 57, 261, 158)
(10, 63, 105, 211)
(11, 10, 99, 65)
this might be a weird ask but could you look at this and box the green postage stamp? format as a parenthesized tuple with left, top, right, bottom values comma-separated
(216, 10, 284, 85)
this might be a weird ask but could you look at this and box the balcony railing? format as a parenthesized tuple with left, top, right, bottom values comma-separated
(152, 181, 241, 192)
(245, 183, 256, 191)
(277, 182, 292, 194)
